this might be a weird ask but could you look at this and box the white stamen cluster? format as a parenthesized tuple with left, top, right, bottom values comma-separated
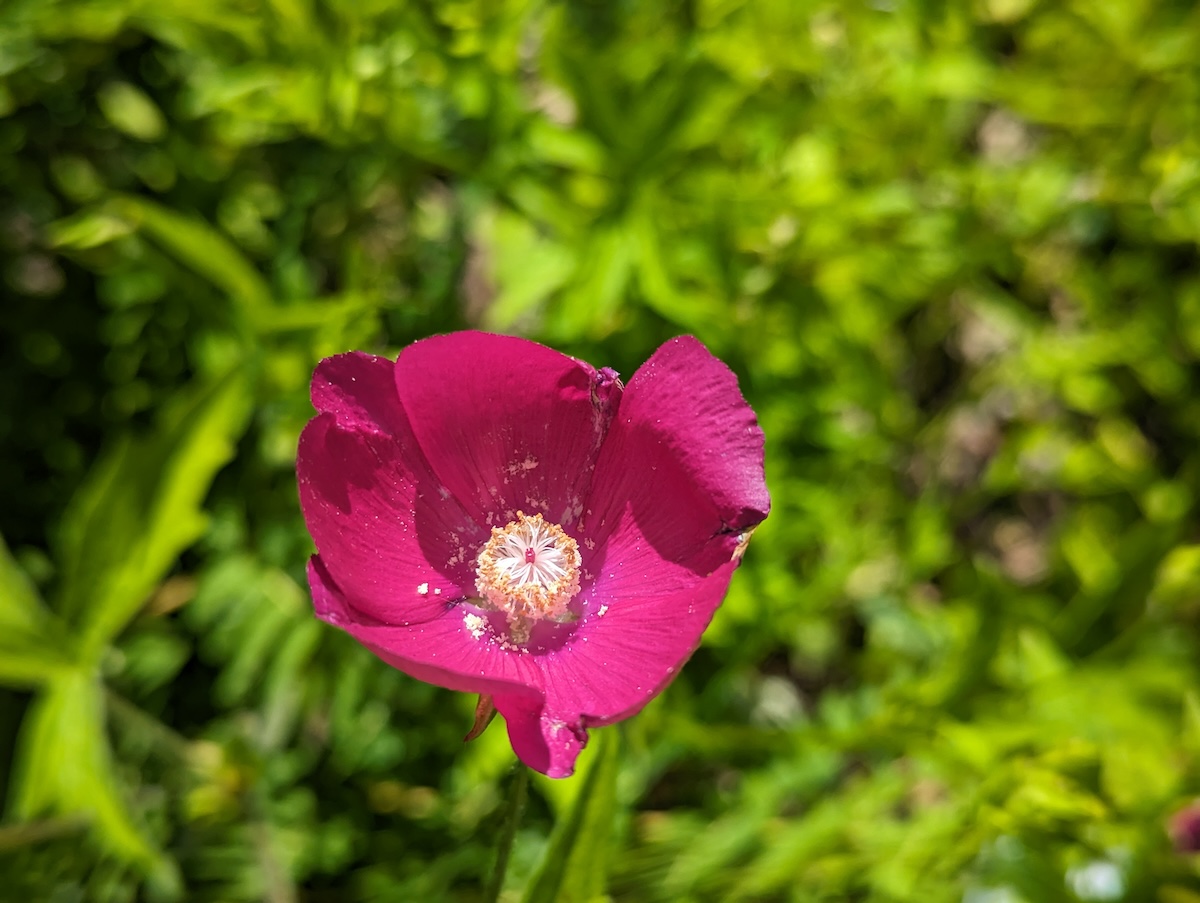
(475, 511, 581, 642)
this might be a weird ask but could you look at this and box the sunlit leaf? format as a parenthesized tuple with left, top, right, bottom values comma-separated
(54, 371, 252, 661)
(9, 668, 176, 884)
(0, 535, 74, 686)
(107, 195, 273, 311)
(97, 81, 166, 141)
(521, 728, 621, 903)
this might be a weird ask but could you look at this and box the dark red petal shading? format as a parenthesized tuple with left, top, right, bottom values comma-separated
(297, 412, 485, 625)
(393, 332, 621, 529)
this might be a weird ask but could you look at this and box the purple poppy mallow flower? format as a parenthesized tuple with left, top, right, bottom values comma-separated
(296, 331, 769, 778)
(1170, 800, 1200, 853)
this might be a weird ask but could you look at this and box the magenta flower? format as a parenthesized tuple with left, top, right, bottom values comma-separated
(297, 332, 769, 777)
(1170, 800, 1200, 853)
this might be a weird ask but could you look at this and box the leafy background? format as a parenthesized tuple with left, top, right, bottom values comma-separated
(2, 0, 1200, 900)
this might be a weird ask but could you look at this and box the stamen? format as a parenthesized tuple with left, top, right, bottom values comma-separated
(475, 511, 582, 642)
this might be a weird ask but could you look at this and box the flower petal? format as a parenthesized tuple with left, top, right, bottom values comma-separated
(310, 351, 408, 435)
(297, 413, 486, 625)
(584, 335, 769, 556)
(488, 559, 741, 776)
(553, 559, 741, 721)
(393, 331, 622, 529)
(521, 335, 769, 739)
(313, 557, 590, 775)
(299, 335, 768, 780)
(492, 695, 588, 778)
(308, 556, 540, 698)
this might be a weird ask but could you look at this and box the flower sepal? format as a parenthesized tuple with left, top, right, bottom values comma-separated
(465, 694, 499, 742)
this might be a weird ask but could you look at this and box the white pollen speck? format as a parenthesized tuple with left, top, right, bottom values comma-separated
(433, 587, 441, 595)
(596, 604, 609, 617)
(463, 613, 487, 639)
(417, 583, 429, 595)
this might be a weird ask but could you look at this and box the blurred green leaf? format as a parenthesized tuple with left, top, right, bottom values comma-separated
(522, 728, 620, 903)
(0, 535, 73, 686)
(97, 81, 166, 141)
(47, 209, 137, 249)
(55, 371, 252, 661)
(478, 206, 577, 330)
(107, 195, 274, 312)
(0, 534, 47, 633)
(9, 668, 177, 885)
(5, 0, 1200, 898)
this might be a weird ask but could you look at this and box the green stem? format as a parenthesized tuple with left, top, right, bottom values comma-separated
(485, 763, 529, 903)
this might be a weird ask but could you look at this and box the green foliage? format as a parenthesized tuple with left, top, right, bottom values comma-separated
(60, 369, 251, 660)
(522, 729, 621, 903)
(2, 0, 1200, 900)
(0, 537, 74, 689)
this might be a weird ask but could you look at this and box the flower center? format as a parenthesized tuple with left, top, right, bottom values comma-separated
(475, 511, 582, 641)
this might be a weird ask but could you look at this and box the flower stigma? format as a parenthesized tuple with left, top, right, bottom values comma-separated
(475, 511, 582, 643)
